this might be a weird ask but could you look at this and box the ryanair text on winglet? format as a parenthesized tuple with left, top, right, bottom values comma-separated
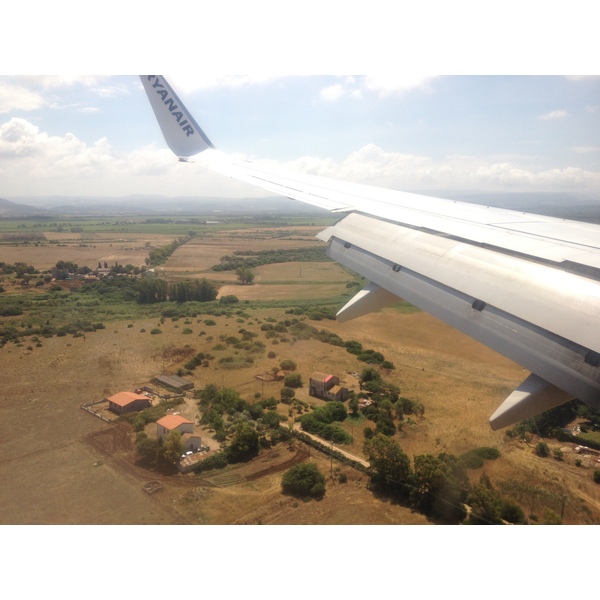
(147, 75, 195, 137)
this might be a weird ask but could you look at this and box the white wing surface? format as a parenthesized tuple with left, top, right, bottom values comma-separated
(141, 75, 600, 429)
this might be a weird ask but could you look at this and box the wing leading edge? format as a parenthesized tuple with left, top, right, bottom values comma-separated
(140, 75, 600, 429)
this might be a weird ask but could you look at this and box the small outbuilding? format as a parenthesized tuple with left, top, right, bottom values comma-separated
(182, 433, 202, 452)
(153, 375, 195, 393)
(107, 391, 152, 415)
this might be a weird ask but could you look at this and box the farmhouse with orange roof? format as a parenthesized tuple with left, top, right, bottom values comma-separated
(107, 391, 152, 415)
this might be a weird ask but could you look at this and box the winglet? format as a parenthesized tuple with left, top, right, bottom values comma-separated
(489, 373, 573, 430)
(140, 75, 214, 158)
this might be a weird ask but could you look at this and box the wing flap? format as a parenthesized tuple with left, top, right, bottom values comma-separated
(320, 213, 600, 353)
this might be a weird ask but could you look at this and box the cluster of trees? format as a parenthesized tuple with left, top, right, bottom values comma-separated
(105, 262, 143, 276)
(357, 367, 424, 438)
(195, 383, 286, 449)
(345, 340, 394, 369)
(507, 398, 583, 440)
(136, 278, 218, 304)
(364, 434, 517, 524)
(285, 306, 337, 321)
(235, 267, 255, 285)
(0, 261, 38, 278)
(299, 401, 352, 444)
(135, 430, 186, 470)
(1, 318, 106, 346)
(212, 246, 330, 271)
(146, 235, 194, 267)
(184, 351, 213, 371)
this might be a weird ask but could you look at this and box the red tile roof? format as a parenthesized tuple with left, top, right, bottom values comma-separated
(157, 414, 193, 430)
(107, 391, 149, 407)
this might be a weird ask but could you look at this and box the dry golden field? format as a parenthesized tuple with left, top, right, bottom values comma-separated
(1, 232, 175, 270)
(2, 305, 600, 525)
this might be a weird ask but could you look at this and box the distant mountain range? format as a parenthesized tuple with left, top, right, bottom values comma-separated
(0, 195, 331, 217)
(0, 197, 54, 217)
(1, 192, 599, 223)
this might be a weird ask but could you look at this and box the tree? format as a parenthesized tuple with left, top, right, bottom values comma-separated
(280, 387, 296, 403)
(281, 462, 326, 498)
(236, 267, 255, 285)
(364, 434, 412, 497)
(360, 366, 382, 386)
(284, 373, 303, 388)
(228, 422, 259, 463)
(465, 474, 503, 524)
(162, 430, 185, 465)
(136, 278, 168, 303)
(135, 432, 160, 466)
(411, 453, 468, 523)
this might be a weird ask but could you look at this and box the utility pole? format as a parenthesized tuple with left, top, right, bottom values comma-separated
(330, 439, 334, 478)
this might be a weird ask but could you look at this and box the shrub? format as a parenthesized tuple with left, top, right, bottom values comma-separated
(280, 359, 297, 371)
(594, 470, 600, 484)
(284, 373, 303, 388)
(460, 447, 501, 469)
(344, 340, 363, 355)
(281, 463, 326, 498)
(281, 387, 296, 403)
(193, 451, 228, 473)
(150, 328, 163, 335)
(535, 442, 550, 457)
(500, 499, 527, 524)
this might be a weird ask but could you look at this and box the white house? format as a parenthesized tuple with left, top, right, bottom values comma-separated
(156, 414, 194, 443)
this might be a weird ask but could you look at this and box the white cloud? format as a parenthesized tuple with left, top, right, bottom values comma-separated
(571, 146, 600, 154)
(538, 109, 567, 120)
(166, 75, 278, 94)
(2, 118, 598, 198)
(0, 117, 268, 197)
(0, 83, 46, 113)
(319, 84, 345, 102)
(268, 144, 600, 194)
(362, 75, 435, 97)
(316, 75, 435, 103)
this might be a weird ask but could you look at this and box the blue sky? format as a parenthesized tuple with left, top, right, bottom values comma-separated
(1, 74, 598, 200)
(1, 2, 598, 202)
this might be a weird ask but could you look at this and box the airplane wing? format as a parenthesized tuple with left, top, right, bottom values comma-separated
(140, 75, 600, 429)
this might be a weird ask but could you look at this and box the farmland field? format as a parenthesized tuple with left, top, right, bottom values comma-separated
(2, 215, 600, 525)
